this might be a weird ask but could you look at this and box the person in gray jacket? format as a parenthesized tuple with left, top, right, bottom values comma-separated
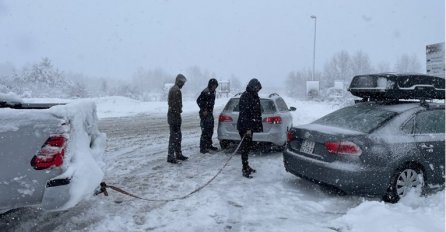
(167, 74, 188, 164)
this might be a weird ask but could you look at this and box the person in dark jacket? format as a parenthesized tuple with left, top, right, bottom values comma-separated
(237, 78, 263, 178)
(197, 78, 219, 153)
(167, 74, 188, 164)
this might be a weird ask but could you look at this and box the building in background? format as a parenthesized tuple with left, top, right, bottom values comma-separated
(217, 80, 230, 98)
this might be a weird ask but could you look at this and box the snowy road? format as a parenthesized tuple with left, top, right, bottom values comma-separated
(1, 97, 443, 232)
(0, 109, 360, 232)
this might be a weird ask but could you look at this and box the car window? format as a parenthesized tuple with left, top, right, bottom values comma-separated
(275, 98, 289, 112)
(223, 98, 276, 114)
(414, 109, 445, 134)
(313, 105, 397, 133)
(261, 100, 276, 113)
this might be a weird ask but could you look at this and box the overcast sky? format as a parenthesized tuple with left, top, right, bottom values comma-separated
(0, 0, 444, 86)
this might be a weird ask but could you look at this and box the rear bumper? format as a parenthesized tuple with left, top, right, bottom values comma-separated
(217, 124, 286, 146)
(283, 148, 391, 196)
(41, 178, 72, 211)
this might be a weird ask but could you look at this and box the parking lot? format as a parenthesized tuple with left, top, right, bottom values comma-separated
(0, 98, 443, 232)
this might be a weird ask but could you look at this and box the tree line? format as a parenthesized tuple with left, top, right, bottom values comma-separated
(0, 50, 422, 100)
(285, 50, 422, 98)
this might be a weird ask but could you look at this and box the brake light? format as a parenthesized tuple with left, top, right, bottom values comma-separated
(324, 141, 362, 156)
(219, 114, 233, 122)
(287, 130, 295, 142)
(263, 116, 282, 124)
(31, 135, 67, 170)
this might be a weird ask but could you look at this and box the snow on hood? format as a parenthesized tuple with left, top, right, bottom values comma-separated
(47, 100, 106, 210)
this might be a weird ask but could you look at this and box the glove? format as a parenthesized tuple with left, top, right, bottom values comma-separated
(246, 130, 252, 137)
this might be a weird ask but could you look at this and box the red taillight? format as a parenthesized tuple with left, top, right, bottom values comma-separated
(219, 114, 233, 122)
(31, 135, 67, 170)
(287, 130, 295, 142)
(324, 141, 362, 156)
(263, 116, 282, 124)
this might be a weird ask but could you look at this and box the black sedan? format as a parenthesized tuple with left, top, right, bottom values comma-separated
(283, 101, 445, 202)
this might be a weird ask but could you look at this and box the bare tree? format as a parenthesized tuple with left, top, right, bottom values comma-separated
(351, 51, 373, 76)
(376, 62, 391, 73)
(323, 50, 352, 88)
(394, 54, 422, 73)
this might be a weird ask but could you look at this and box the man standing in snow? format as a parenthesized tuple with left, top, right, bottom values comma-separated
(237, 78, 263, 178)
(197, 78, 219, 154)
(167, 74, 188, 164)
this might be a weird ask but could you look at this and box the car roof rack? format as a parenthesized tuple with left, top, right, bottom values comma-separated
(348, 73, 445, 102)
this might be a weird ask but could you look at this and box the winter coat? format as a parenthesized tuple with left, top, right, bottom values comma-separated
(196, 87, 216, 118)
(168, 74, 187, 125)
(237, 79, 263, 134)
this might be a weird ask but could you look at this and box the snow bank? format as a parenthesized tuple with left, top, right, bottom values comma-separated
(333, 191, 445, 232)
(24, 96, 231, 119)
(48, 100, 106, 210)
(0, 92, 23, 104)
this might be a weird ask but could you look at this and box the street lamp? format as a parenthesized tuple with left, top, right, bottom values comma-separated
(310, 15, 317, 81)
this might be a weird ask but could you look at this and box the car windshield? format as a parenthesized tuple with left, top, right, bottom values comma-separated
(313, 105, 398, 133)
(224, 98, 276, 114)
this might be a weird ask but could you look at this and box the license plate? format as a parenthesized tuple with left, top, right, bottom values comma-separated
(300, 140, 315, 154)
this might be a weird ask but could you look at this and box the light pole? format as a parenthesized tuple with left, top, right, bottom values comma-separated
(310, 15, 317, 81)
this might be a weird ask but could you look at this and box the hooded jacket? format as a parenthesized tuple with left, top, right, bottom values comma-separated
(237, 78, 263, 133)
(196, 78, 218, 117)
(168, 74, 186, 124)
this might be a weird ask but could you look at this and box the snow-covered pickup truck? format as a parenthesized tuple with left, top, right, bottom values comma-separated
(0, 94, 106, 213)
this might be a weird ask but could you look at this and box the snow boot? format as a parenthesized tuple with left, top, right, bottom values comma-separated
(176, 154, 189, 161)
(167, 155, 178, 164)
(242, 163, 253, 178)
(247, 165, 256, 173)
(242, 168, 253, 179)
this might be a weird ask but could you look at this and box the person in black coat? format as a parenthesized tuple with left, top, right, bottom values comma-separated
(237, 78, 263, 178)
(197, 78, 219, 153)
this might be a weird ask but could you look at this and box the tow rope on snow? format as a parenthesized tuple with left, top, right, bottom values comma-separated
(95, 136, 246, 202)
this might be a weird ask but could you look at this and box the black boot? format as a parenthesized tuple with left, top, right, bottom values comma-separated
(242, 168, 253, 178)
(167, 155, 178, 164)
(247, 165, 256, 173)
(176, 153, 189, 161)
(242, 162, 253, 178)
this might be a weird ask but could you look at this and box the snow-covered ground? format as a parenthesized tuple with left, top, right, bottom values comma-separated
(1, 96, 444, 232)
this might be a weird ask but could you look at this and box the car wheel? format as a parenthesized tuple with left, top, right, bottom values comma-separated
(219, 140, 230, 150)
(384, 165, 424, 203)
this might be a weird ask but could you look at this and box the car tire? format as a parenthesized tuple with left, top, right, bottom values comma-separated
(383, 164, 424, 203)
(219, 140, 230, 150)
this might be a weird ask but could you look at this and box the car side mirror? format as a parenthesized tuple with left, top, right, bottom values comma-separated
(289, 107, 296, 111)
